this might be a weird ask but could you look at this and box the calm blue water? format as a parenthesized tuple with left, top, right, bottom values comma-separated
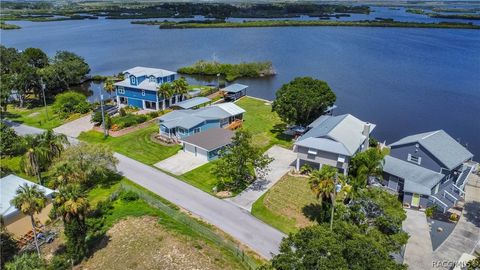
(1, 18, 479, 158)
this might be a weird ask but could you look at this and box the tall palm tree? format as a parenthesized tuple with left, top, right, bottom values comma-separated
(40, 130, 68, 162)
(11, 184, 47, 256)
(54, 184, 89, 262)
(349, 148, 385, 191)
(157, 82, 173, 110)
(20, 135, 48, 184)
(172, 77, 189, 101)
(103, 77, 115, 94)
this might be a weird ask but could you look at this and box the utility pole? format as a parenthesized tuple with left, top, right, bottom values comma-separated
(100, 94, 107, 138)
(40, 80, 49, 121)
(217, 73, 220, 89)
(330, 172, 339, 231)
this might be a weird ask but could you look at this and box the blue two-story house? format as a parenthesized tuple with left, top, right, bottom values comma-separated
(114, 66, 184, 110)
(381, 130, 474, 212)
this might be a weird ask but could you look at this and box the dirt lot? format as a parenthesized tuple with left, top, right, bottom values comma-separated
(79, 216, 244, 270)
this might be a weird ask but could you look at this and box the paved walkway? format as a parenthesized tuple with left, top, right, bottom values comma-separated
(3, 120, 44, 135)
(53, 114, 93, 138)
(403, 209, 433, 270)
(432, 173, 480, 269)
(154, 150, 207, 175)
(116, 153, 285, 259)
(7, 121, 286, 259)
(227, 146, 297, 211)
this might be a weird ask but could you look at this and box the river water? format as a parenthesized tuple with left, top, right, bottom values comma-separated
(1, 13, 479, 157)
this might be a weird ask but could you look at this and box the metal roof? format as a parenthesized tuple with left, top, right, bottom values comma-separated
(383, 156, 444, 195)
(182, 128, 234, 151)
(223, 83, 248, 93)
(299, 114, 375, 156)
(174, 97, 211, 109)
(389, 130, 473, 170)
(1, 175, 55, 218)
(114, 78, 159, 91)
(159, 102, 245, 130)
(123, 66, 176, 78)
(295, 137, 350, 156)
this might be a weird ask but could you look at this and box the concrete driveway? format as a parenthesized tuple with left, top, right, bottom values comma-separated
(227, 146, 297, 211)
(3, 120, 44, 135)
(154, 150, 207, 175)
(403, 209, 433, 270)
(53, 114, 93, 138)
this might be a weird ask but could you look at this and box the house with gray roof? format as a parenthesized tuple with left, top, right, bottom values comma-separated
(382, 130, 474, 212)
(182, 128, 234, 161)
(293, 114, 375, 175)
(158, 102, 245, 139)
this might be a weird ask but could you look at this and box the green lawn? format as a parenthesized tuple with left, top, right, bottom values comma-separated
(0, 155, 38, 182)
(235, 97, 292, 151)
(78, 124, 181, 165)
(4, 104, 82, 130)
(179, 162, 219, 195)
(251, 174, 318, 234)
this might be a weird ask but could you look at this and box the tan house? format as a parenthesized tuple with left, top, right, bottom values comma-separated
(0, 175, 55, 237)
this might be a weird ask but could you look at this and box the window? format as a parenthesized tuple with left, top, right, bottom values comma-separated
(141, 90, 146, 96)
(119, 97, 128, 105)
(149, 76, 155, 82)
(177, 128, 187, 135)
(145, 101, 156, 109)
(130, 75, 136, 85)
(117, 87, 125, 94)
(307, 149, 318, 155)
(407, 154, 421, 165)
(337, 155, 346, 163)
(193, 128, 200, 133)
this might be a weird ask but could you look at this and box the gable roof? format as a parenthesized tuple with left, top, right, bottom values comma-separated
(182, 128, 234, 151)
(174, 97, 211, 109)
(390, 130, 473, 170)
(297, 114, 375, 156)
(1, 175, 55, 218)
(223, 83, 248, 93)
(159, 103, 245, 130)
(123, 66, 176, 78)
(383, 156, 444, 195)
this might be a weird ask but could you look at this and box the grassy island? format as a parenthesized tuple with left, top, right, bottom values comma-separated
(178, 60, 275, 81)
(0, 21, 21, 30)
(133, 19, 480, 30)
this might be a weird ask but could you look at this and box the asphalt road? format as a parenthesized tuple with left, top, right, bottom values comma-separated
(4, 120, 285, 259)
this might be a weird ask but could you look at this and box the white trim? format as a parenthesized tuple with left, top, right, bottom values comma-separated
(443, 190, 457, 203)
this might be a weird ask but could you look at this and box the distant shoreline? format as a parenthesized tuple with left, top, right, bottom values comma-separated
(132, 20, 480, 30)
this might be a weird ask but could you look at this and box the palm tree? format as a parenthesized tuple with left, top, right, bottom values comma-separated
(103, 77, 115, 94)
(40, 130, 68, 162)
(349, 148, 385, 192)
(309, 165, 350, 230)
(20, 135, 48, 184)
(172, 77, 189, 101)
(11, 184, 47, 256)
(54, 184, 89, 262)
(157, 82, 173, 110)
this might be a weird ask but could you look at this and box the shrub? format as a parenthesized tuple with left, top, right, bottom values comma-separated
(47, 255, 70, 270)
(53, 91, 91, 118)
(148, 111, 159, 118)
(369, 137, 379, 148)
(449, 213, 459, 222)
(5, 253, 46, 270)
(425, 205, 437, 218)
(300, 164, 313, 175)
(120, 190, 139, 202)
(110, 113, 148, 129)
(119, 107, 126, 116)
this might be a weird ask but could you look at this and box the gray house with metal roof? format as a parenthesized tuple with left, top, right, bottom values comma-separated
(158, 102, 245, 140)
(293, 114, 375, 175)
(382, 130, 474, 212)
(182, 128, 234, 161)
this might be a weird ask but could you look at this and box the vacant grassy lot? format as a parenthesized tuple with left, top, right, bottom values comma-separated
(78, 124, 181, 165)
(81, 216, 246, 270)
(4, 104, 82, 130)
(235, 97, 292, 151)
(251, 174, 318, 234)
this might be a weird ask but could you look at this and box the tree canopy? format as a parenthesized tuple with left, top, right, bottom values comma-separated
(213, 129, 273, 192)
(52, 91, 91, 118)
(272, 77, 336, 126)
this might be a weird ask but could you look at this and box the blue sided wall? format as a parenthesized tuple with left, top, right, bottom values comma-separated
(128, 98, 143, 108)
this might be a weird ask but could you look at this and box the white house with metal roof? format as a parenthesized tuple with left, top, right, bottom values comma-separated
(1, 175, 55, 237)
(114, 66, 185, 110)
(382, 130, 474, 212)
(293, 114, 375, 174)
(158, 102, 245, 139)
